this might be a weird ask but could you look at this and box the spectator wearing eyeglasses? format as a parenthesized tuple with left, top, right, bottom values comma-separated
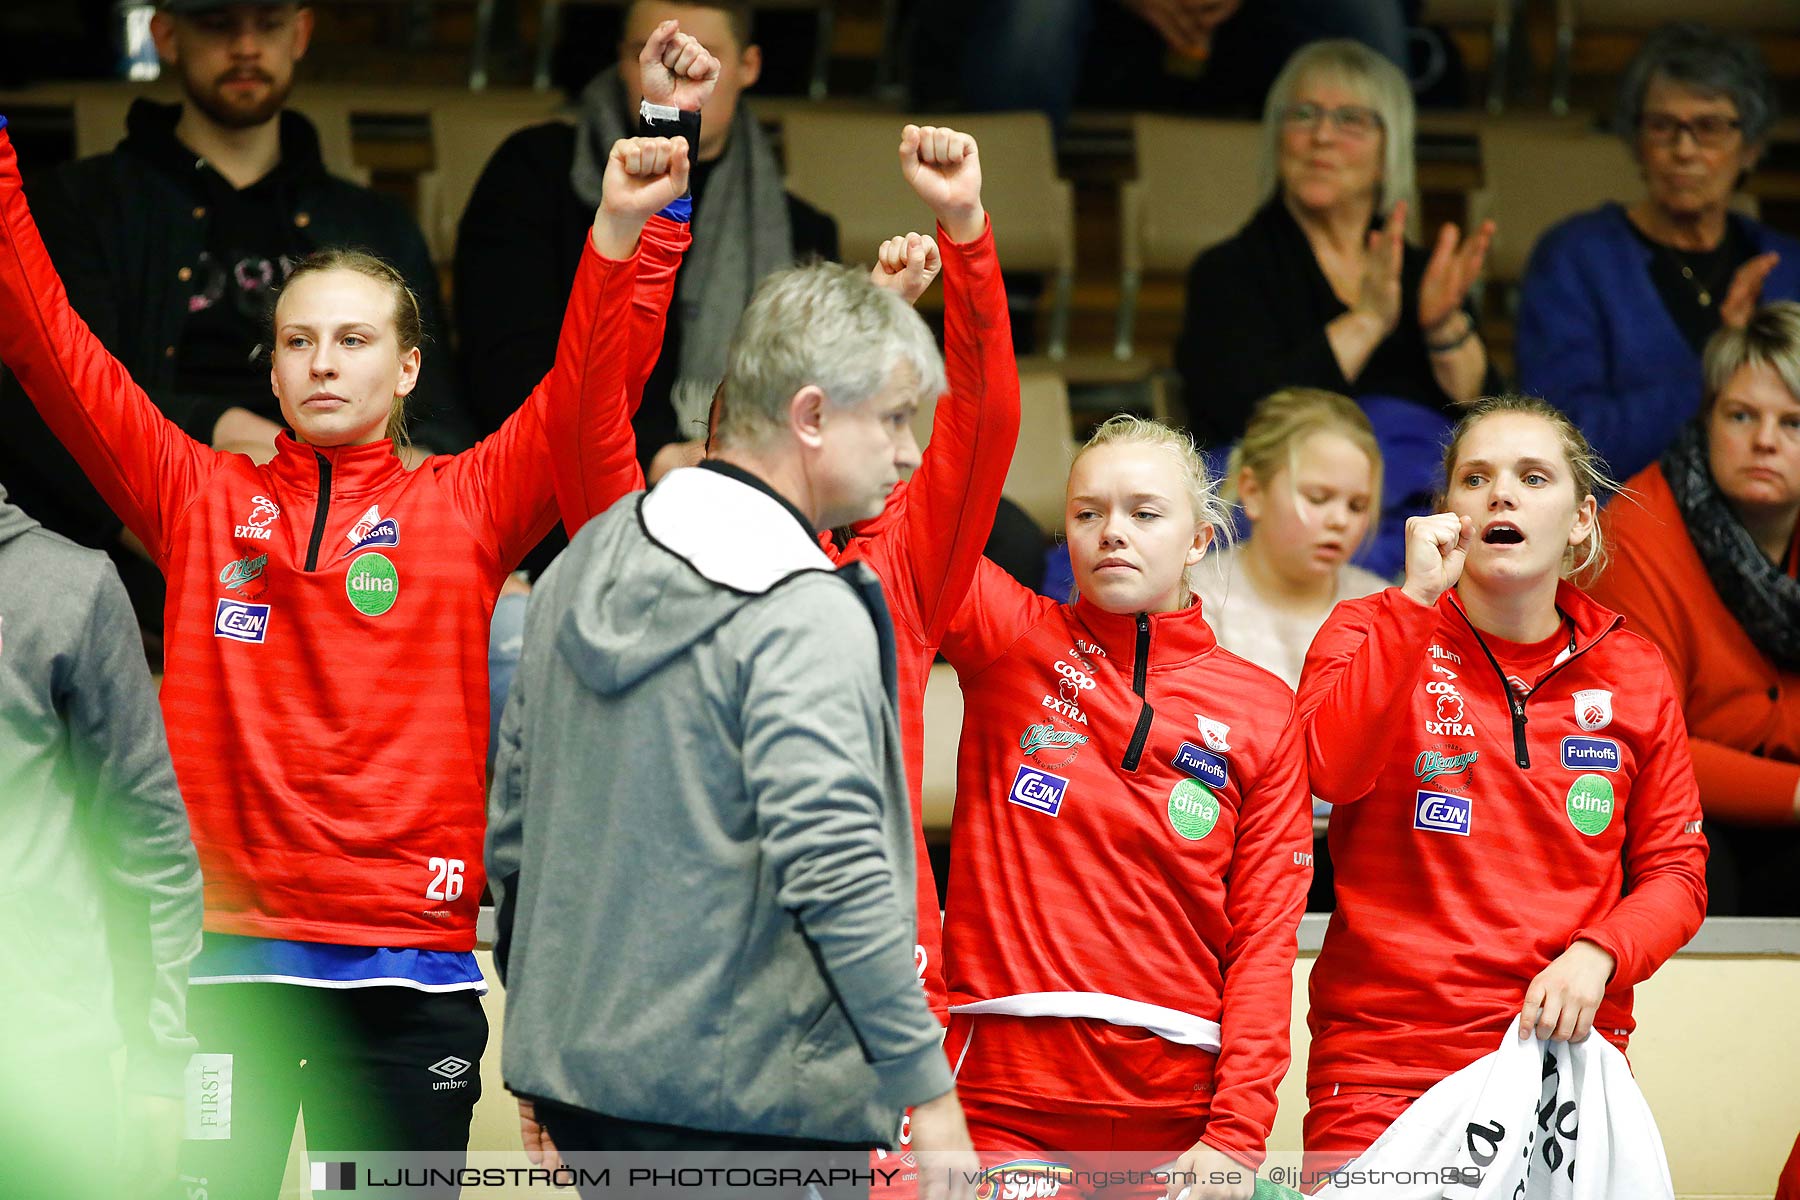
(1517, 23, 1800, 483)
(1177, 41, 1496, 456)
(1176, 40, 1496, 575)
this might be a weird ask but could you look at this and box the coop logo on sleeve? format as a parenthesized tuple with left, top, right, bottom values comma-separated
(345, 552, 399, 617)
(1425, 680, 1475, 737)
(1413, 790, 1471, 836)
(1573, 688, 1614, 732)
(1008, 765, 1068, 817)
(233, 494, 280, 540)
(213, 599, 270, 644)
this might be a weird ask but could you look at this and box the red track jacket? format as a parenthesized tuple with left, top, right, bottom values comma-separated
(831, 218, 1019, 1017)
(940, 573, 1312, 1165)
(1299, 584, 1708, 1097)
(0, 120, 688, 949)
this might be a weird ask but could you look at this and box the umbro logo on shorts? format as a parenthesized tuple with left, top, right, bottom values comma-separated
(428, 1056, 471, 1080)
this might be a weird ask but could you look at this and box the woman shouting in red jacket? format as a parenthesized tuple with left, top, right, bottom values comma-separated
(0, 42, 699, 1192)
(1297, 395, 1708, 1181)
(939, 416, 1312, 1200)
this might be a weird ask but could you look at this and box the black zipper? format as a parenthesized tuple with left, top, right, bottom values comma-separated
(1452, 604, 1614, 770)
(303, 451, 332, 571)
(1121, 612, 1154, 772)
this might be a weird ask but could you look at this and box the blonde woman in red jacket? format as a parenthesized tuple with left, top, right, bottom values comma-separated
(1297, 395, 1708, 1182)
(0, 31, 703, 1192)
(938, 417, 1312, 1200)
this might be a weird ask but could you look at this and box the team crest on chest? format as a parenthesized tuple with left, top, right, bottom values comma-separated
(1573, 689, 1613, 732)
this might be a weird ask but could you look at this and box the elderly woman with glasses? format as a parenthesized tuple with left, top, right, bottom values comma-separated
(1176, 40, 1496, 457)
(1586, 303, 1800, 917)
(1518, 22, 1800, 484)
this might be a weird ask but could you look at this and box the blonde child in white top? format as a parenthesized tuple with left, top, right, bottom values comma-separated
(1195, 388, 1387, 845)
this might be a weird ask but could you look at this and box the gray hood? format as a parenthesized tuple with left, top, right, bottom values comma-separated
(555, 465, 837, 696)
(0, 481, 42, 549)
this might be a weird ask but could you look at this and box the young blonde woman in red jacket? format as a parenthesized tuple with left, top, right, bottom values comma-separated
(1297, 395, 1709, 1182)
(0, 27, 709, 1195)
(938, 417, 1312, 1200)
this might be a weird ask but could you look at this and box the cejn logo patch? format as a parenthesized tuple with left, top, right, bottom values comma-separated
(1414, 789, 1471, 836)
(213, 599, 270, 644)
(1561, 736, 1620, 772)
(1007, 765, 1067, 817)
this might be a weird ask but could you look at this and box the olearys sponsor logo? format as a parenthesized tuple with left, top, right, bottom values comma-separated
(1414, 748, 1479, 783)
(218, 552, 268, 591)
(1428, 643, 1462, 665)
(233, 493, 280, 540)
(428, 1055, 472, 1091)
(1561, 736, 1621, 772)
(1565, 773, 1615, 836)
(345, 552, 399, 616)
(1173, 742, 1229, 790)
(1019, 722, 1088, 769)
(1573, 688, 1614, 732)
(1167, 778, 1220, 840)
(1413, 789, 1471, 836)
(213, 599, 270, 644)
(1425, 680, 1475, 737)
(1007, 765, 1068, 817)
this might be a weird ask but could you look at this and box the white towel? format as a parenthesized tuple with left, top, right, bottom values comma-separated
(1316, 1033, 1673, 1200)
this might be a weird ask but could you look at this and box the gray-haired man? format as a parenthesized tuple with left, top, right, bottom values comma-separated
(486, 261, 975, 1194)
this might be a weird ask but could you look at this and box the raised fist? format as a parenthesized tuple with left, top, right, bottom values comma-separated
(1400, 511, 1472, 609)
(900, 124, 985, 244)
(590, 135, 690, 259)
(640, 19, 720, 113)
(869, 232, 942, 306)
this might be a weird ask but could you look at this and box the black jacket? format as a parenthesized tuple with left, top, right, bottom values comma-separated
(454, 119, 839, 461)
(1176, 198, 1501, 449)
(0, 99, 470, 552)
